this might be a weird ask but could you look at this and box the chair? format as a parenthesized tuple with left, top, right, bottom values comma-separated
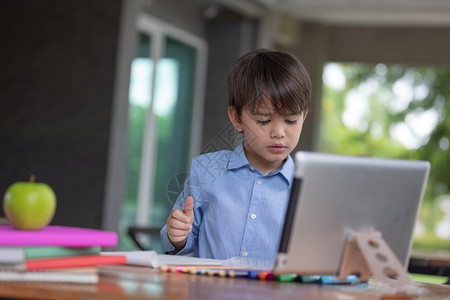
(408, 255, 450, 284)
(127, 226, 162, 251)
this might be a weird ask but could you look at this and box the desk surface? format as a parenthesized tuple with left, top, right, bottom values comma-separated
(1, 266, 450, 300)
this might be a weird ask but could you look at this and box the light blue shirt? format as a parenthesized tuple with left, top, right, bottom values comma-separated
(160, 143, 295, 261)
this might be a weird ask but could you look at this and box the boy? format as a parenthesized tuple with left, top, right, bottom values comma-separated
(160, 49, 311, 261)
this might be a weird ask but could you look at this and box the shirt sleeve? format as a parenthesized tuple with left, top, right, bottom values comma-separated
(160, 158, 202, 255)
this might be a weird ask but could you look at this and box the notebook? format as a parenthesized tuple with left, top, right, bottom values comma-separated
(0, 267, 98, 284)
(273, 151, 430, 276)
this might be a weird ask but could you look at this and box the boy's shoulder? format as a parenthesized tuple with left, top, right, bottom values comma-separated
(193, 149, 234, 167)
(192, 150, 237, 170)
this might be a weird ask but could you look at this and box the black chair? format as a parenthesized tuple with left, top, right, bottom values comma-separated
(408, 255, 450, 284)
(127, 226, 162, 251)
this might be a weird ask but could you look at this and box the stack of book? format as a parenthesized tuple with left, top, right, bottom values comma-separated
(0, 224, 127, 284)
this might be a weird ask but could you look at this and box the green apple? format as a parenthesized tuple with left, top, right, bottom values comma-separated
(3, 175, 56, 230)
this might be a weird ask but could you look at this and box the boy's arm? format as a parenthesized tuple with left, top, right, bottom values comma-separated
(160, 225, 196, 255)
(160, 160, 201, 255)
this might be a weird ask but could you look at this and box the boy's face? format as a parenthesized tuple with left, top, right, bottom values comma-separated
(228, 100, 306, 174)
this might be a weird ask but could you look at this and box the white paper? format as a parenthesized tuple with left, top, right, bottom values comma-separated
(101, 251, 159, 267)
(155, 254, 223, 267)
(0, 247, 25, 264)
(101, 251, 223, 268)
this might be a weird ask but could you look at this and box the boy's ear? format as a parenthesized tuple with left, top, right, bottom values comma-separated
(303, 110, 308, 120)
(228, 106, 243, 132)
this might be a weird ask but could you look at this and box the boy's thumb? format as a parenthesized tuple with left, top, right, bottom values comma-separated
(184, 196, 194, 220)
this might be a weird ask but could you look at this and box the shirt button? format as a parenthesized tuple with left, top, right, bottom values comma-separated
(250, 167, 254, 171)
(250, 213, 256, 219)
(243, 251, 248, 257)
(257, 180, 262, 185)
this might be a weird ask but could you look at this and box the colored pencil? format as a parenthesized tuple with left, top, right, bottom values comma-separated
(159, 265, 276, 279)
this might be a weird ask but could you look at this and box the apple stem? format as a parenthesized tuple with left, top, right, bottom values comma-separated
(30, 175, 36, 183)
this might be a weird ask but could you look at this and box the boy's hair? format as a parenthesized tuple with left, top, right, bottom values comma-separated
(227, 49, 311, 118)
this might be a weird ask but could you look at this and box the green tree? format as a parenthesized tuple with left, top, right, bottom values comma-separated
(321, 63, 450, 250)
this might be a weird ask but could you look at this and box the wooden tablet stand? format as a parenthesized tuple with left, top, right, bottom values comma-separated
(338, 230, 418, 297)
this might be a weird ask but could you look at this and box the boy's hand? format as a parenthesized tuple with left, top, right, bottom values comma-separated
(167, 196, 194, 250)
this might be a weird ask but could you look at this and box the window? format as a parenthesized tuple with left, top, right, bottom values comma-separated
(321, 62, 450, 252)
(119, 14, 207, 251)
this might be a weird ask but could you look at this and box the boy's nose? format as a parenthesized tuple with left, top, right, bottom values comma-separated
(270, 123, 285, 139)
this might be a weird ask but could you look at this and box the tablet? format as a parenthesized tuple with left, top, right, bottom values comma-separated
(273, 151, 430, 275)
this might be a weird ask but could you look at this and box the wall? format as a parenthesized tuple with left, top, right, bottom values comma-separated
(201, 9, 259, 151)
(140, 0, 206, 38)
(0, 0, 124, 229)
(328, 25, 450, 67)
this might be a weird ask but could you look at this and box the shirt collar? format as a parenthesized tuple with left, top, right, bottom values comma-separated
(277, 155, 295, 186)
(228, 143, 295, 186)
(228, 143, 250, 170)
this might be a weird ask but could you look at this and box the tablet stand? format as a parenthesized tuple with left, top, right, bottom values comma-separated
(338, 230, 417, 296)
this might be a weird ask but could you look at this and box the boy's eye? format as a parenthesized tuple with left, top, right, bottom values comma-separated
(286, 120, 298, 125)
(257, 120, 270, 125)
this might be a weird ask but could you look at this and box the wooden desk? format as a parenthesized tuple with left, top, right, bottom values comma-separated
(1, 266, 450, 300)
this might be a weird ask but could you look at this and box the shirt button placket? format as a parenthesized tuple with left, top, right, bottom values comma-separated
(241, 177, 262, 259)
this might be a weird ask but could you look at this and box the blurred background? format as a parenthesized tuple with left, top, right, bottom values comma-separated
(1, 0, 449, 258)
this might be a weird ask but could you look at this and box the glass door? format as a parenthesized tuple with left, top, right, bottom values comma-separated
(120, 15, 207, 251)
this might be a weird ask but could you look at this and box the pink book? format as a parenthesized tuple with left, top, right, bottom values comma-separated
(0, 225, 118, 247)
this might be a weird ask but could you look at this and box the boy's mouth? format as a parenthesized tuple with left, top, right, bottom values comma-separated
(268, 144, 287, 154)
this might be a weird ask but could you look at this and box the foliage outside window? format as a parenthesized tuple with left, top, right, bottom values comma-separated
(321, 63, 450, 252)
